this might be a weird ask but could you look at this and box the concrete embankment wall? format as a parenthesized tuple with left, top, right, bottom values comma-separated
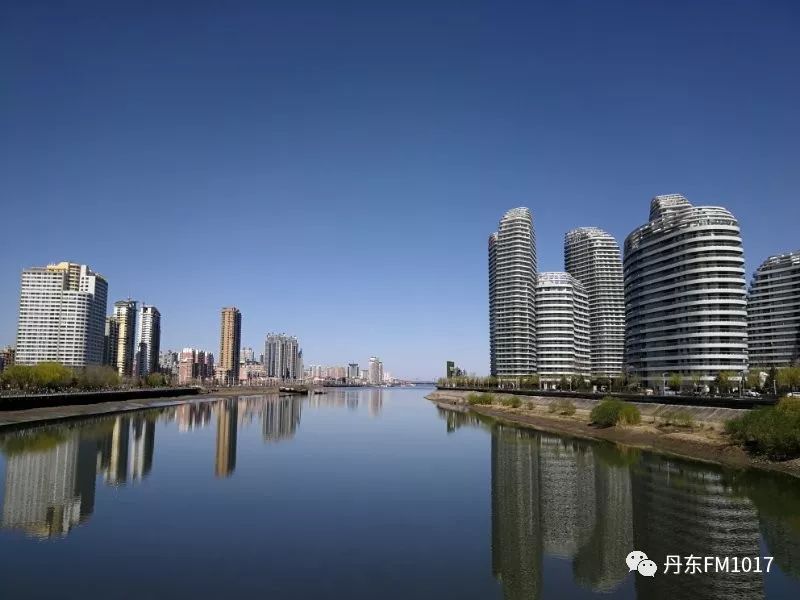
(0, 387, 201, 412)
(427, 389, 748, 426)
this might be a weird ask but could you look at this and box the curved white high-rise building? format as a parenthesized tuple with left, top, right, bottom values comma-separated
(564, 228, 625, 378)
(489, 207, 537, 377)
(748, 251, 800, 367)
(623, 194, 748, 388)
(535, 272, 590, 384)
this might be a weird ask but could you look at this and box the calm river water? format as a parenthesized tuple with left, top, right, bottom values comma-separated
(0, 387, 798, 599)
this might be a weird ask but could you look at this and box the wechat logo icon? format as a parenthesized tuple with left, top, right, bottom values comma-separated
(626, 550, 657, 577)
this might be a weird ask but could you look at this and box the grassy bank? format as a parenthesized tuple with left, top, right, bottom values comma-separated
(430, 390, 800, 479)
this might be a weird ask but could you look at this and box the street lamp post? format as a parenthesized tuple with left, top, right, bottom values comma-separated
(662, 372, 669, 394)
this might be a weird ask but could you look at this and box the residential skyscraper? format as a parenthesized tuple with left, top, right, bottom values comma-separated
(219, 307, 242, 385)
(368, 356, 384, 384)
(264, 333, 302, 380)
(489, 208, 537, 377)
(103, 317, 119, 368)
(347, 363, 360, 380)
(15, 262, 108, 367)
(112, 299, 137, 378)
(624, 195, 748, 389)
(135, 305, 161, 376)
(747, 251, 800, 367)
(535, 273, 590, 386)
(564, 227, 625, 378)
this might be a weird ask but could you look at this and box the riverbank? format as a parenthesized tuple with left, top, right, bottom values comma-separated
(427, 389, 800, 479)
(0, 387, 284, 430)
(0, 386, 201, 411)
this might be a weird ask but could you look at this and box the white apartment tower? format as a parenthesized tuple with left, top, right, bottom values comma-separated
(136, 305, 161, 376)
(624, 195, 748, 388)
(747, 251, 800, 367)
(15, 262, 108, 367)
(489, 207, 537, 377)
(564, 227, 625, 378)
(535, 272, 590, 385)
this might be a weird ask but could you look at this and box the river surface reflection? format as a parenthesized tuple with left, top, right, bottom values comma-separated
(0, 388, 798, 599)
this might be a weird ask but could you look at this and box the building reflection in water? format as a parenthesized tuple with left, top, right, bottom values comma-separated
(446, 411, 797, 600)
(0, 395, 311, 540)
(262, 396, 302, 443)
(631, 456, 763, 600)
(130, 416, 155, 482)
(215, 399, 237, 478)
(1, 433, 97, 539)
(368, 388, 383, 417)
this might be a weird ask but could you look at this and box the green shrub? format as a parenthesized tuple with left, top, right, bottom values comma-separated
(590, 397, 641, 427)
(661, 410, 695, 428)
(726, 407, 800, 460)
(618, 404, 641, 425)
(467, 392, 495, 406)
(777, 396, 800, 415)
(501, 396, 521, 409)
(549, 399, 576, 415)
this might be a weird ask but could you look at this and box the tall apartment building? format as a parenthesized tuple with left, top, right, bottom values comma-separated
(535, 272, 590, 385)
(264, 333, 302, 380)
(489, 208, 537, 377)
(111, 299, 137, 378)
(103, 317, 118, 367)
(347, 363, 360, 380)
(135, 305, 161, 376)
(564, 227, 625, 378)
(219, 307, 242, 385)
(747, 251, 800, 367)
(368, 356, 384, 384)
(624, 195, 748, 389)
(15, 262, 108, 367)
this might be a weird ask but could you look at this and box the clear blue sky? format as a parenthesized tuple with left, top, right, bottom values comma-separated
(1, 1, 798, 379)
